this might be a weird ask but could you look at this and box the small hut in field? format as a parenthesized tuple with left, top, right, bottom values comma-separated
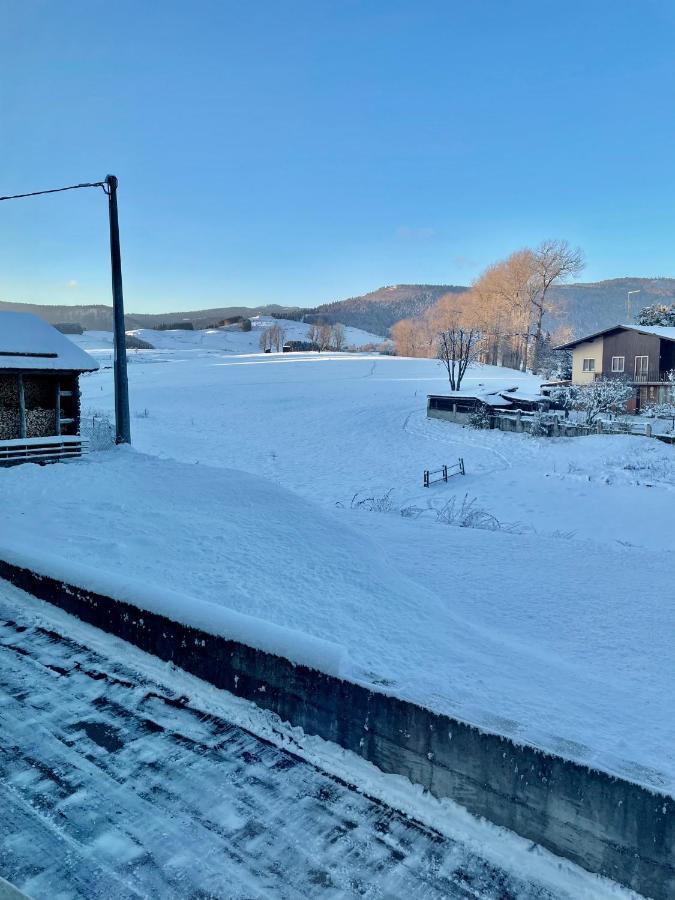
(0, 312, 98, 465)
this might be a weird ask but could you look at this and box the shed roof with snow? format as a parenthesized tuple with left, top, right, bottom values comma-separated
(556, 323, 675, 350)
(0, 312, 98, 372)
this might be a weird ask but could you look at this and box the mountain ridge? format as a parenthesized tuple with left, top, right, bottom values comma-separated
(2, 276, 675, 338)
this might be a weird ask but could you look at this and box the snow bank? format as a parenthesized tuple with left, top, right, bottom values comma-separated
(0, 541, 346, 677)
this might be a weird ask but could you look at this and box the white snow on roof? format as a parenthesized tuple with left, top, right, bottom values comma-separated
(627, 324, 675, 339)
(0, 312, 98, 371)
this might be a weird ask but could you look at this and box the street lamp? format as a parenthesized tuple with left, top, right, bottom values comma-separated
(0, 176, 131, 444)
(626, 290, 640, 321)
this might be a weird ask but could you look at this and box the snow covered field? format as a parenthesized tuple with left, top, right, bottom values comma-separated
(2, 327, 674, 800)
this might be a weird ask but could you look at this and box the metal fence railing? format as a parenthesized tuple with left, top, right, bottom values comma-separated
(423, 458, 465, 487)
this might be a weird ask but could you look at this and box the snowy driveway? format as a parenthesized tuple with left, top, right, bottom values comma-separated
(0, 582, 554, 900)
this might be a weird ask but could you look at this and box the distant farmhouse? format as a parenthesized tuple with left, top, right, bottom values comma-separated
(558, 324, 675, 409)
(0, 312, 98, 465)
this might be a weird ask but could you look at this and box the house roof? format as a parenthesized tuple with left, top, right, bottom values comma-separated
(556, 323, 675, 350)
(0, 312, 99, 372)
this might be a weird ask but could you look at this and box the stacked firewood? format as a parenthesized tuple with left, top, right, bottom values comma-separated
(26, 408, 56, 438)
(0, 377, 19, 439)
(0, 409, 19, 440)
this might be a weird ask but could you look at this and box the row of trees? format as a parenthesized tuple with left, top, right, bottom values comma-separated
(307, 322, 346, 352)
(259, 323, 286, 352)
(259, 322, 348, 353)
(392, 239, 584, 385)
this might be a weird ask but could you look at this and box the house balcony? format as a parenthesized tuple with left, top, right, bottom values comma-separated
(597, 372, 674, 385)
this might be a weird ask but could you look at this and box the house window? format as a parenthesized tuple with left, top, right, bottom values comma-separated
(582, 358, 595, 372)
(611, 356, 625, 373)
(635, 356, 649, 379)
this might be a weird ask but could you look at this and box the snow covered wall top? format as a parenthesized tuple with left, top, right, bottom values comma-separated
(0, 311, 99, 371)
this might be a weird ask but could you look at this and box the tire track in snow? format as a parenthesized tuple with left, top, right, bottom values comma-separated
(403, 409, 513, 474)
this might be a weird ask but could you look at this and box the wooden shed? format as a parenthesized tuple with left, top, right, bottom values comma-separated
(0, 312, 99, 465)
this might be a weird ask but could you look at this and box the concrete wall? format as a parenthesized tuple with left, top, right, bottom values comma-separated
(572, 336, 604, 384)
(426, 406, 472, 424)
(1, 557, 673, 900)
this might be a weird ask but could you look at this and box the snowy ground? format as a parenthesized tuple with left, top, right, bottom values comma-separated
(77, 314, 386, 360)
(0, 581, 637, 900)
(2, 330, 674, 800)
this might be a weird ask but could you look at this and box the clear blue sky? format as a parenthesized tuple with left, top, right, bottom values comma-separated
(1, 0, 674, 312)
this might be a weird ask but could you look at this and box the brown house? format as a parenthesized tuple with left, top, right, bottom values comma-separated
(557, 325, 675, 410)
(0, 311, 99, 464)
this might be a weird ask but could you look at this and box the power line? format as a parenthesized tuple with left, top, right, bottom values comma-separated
(0, 181, 106, 202)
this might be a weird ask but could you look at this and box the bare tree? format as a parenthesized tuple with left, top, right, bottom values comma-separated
(331, 323, 346, 351)
(436, 327, 483, 390)
(391, 318, 427, 357)
(259, 327, 273, 352)
(269, 323, 286, 352)
(307, 323, 321, 347)
(317, 323, 332, 352)
(531, 240, 584, 371)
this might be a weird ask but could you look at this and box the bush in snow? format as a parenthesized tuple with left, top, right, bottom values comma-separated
(529, 410, 554, 437)
(435, 493, 520, 532)
(349, 489, 395, 513)
(551, 379, 633, 425)
(468, 407, 491, 429)
(642, 401, 675, 432)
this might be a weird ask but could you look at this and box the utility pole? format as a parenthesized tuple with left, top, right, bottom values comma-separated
(105, 175, 131, 444)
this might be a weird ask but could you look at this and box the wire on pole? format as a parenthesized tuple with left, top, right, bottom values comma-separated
(0, 181, 106, 202)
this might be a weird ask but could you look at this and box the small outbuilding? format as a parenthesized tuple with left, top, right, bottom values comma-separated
(0, 312, 99, 465)
(427, 391, 513, 424)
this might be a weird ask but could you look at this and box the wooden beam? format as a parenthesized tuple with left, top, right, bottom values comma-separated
(55, 381, 61, 436)
(17, 375, 26, 439)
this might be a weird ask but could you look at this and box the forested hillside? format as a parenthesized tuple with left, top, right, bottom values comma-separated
(548, 278, 675, 335)
(303, 284, 464, 335)
(3, 277, 675, 338)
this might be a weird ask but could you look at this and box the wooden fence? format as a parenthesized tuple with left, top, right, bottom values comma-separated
(491, 410, 675, 443)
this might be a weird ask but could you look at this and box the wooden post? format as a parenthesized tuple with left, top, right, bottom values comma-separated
(646, 423, 652, 437)
(17, 374, 26, 439)
(423, 470, 429, 488)
(55, 381, 61, 436)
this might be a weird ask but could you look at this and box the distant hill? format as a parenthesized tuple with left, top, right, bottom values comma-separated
(546, 277, 675, 336)
(3, 277, 674, 338)
(303, 284, 464, 335)
(0, 300, 302, 332)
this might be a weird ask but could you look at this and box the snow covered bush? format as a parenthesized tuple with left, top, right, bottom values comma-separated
(468, 407, 491, 429)
(642, 401, 675, 432)
(435, 493, 519, 532)
(551, 379, 634, 425)
(636, 302, 675, 326)
(350, 489, 395, 513)
(529, 410, 554, 437)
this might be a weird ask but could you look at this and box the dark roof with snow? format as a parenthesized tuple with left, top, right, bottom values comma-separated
(556, 323, 675, 350)
(0, 312, 99, 372)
